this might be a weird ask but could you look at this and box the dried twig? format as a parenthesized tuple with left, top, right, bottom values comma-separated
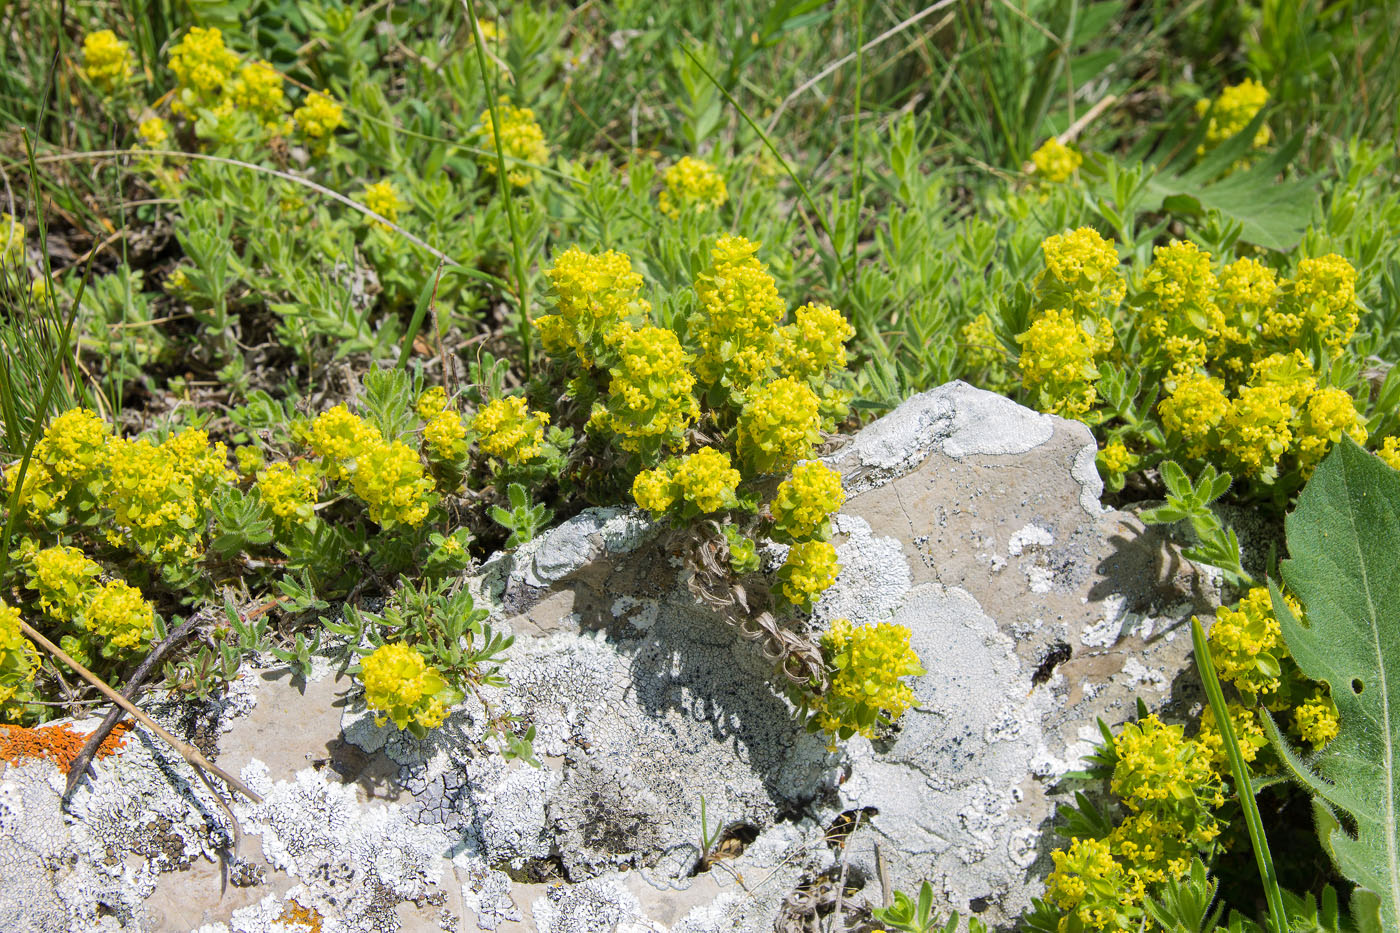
(19, 619, 262, 803)
(64, 610, 204, 796)
(829, 810, 863, 932)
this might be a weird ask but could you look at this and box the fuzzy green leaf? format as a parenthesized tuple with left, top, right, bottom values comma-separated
(1273, 437, 1400, 927)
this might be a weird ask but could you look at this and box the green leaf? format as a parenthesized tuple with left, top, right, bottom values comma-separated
(1272, 437, 1400, 928)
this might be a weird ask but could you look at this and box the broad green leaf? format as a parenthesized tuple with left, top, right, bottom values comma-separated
(1271, 437, 1400, 928)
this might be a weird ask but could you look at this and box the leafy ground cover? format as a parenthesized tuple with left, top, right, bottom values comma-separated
(2, 0, 1399, 929)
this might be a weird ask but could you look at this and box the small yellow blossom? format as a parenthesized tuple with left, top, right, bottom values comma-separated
(472, 397, 550, 466)
(476, 100, 549, 187)
(659, 156, 728, 219)
(361, 179, 405, 226)
(1196, 79, 1271, 152)
(80, 30, 134, 94)
(137, 117, 170, 148)
(1031, 138, 1082, 183)
(294, 90, 345, 141)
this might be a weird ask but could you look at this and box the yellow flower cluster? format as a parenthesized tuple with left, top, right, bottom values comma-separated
(417, 387, 449, 419)
(360, 643, 452, 733)
(79, 30, 134, 95)
(24, 545, 154, 662)
(1016, 308, 1114, 420)
(476, 100, 549, 187)
(737, 376, 821, 474)
(537, 246, 650, 366)
(1, 213, 23, 266)
(255, 461, 320, 529)
(137, 117, 170, 147)
(807, 619, 923, 740)
(1204, 587, 1339, 749)
(775, 303, 854, 382)
(779, 539, 840, 607)
(1096, 441, 1137, 480)
(1195, 78, 1271, 152)
(692, 235, 787, 387)
(306, 406, 435, 528)
(0, 602, 38, 724)
(595, 325, 699, 455)
(168, 26, 240, 110)
(5, 408, 110, 522)
(104, 428, 235, 567)
(631, 447, 740, 517)
(658, 156, 728, 219)
(1036, 227, 1125, 314)
(472, 397, 550, 466)
(361, 180, 405, 226)
(1378, 436, 1400, 471)
(424, 409, 469, 463)
(1046, 837, 1136, 931)
(1031, 137, 1082, 183)
(227, 60, 288, 128)
(770, 461, 844, 542)
(294, 90, 345, 141)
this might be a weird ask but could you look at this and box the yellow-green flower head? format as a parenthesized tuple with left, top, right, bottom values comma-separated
(227, 59, 288, 126)
(105, 429, 235, 567)
(1196, 78, 1271, 151)
(771, 461, 844, 542)
(809, 618, 924, 739)
(350, 439, 435, 528)
(0, 601, 39, 722)
(1158, 373, 1229, 458)
(1297, 386, 1366, 472)
(1144, 240, 1218, 319)
(1293, 690, 1339, 749)
(168, 26, 239, 95)
(1031, 137, 1082, 183)
(26, 545, 103, 623)
(1015, 308, 1114, 420)
(1217, 256, 1278, 326)
(1109, 809, 1203, 892)
(361, 179, 406, 226)
(1046, 836, 1137, 929)
(417, 386, 449, 419)
(673, 447, 740, 513)
(294, 90, 345, 140)
(476, 99, 549, 187)
(256, 461, 321, 528)
(424, 409, 469, 462)
(737, 376, 822, 475)
(1036, 227, 1126, 313)
(537, 246, 649, 366)
(658, 156, 728, 219)
(776, 303, 854, 381)
(598, 324, 699, 454)
(1, 213, 24, 266)
(137, 117, 170, 148)
(1112, 714, 1222, 813)
(1208, 588, 1288, 701)
(631, 464, 677, 515)
(1282, 253, 1359, 353)
(1379, 436, 1400, 472)
(234, 445, 265, 476)
(693, 235, 786, 387)
(1250, 350, 1317, 409)
(307, 405, 383, 481)
(780, 539, 840, 606)
(472, 396, 550, 466)
(82, 580, 155, 658)
(1196, 702, 1267, 777)
(361, 642, 451, 732)
(80, 30, 134, 94)
(1220, 383, 1294, 478)
(1096, 441, 1137, 478)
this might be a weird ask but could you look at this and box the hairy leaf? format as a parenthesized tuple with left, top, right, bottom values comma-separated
(1272, 437, 1400, 927)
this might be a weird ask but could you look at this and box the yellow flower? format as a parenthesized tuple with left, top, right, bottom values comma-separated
(1158, 373, 1229, 459)
(361, 179, 405, 226)
(472, 397, 550, 466)
(423, 409, 469, 462)
(1378, 436, 1400, 471)
(1031, 137, 1082, 183)
(295, 90, 345, 141)
(1296, 387, 1366, 472)
(137, 117, 170, 148)
(79, 30, 134, 94)
(168, 26, 239, 106)
(227, 59, 288, 126)
(1195, 79, 1270, 152)
(631, 466, 677, 515)
(1036, 227, 1125, 313)
(692, 235, 785, 387)
(476, 99, 549, 187)
(256, 461, 321, 529)
(775, 303, 853, 382)
(1293, 691, 1339, 748)
(1220, 383, 1293, 478)
(808, 618, 923, 739)
(0, 601, 38, 723)
(417, 386, 449, 419)
(536, 246, 649, 366)
(658, 156, 728, 219)
(631, 448, 739, 517)
(82, 580, 155, 658)
(1016, 308, 1113, 420)
(780, 539, 840, 606)
(771, 461, 844, 542)
(737, 376, 821, 474)
(360, 642, 452, 732)
(1, 213, 24, 266)
(597, 324, 699, 455)
(1097, 441, 1137, 478)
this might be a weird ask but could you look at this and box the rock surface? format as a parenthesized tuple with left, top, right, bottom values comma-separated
(0, 382, 1218, 931)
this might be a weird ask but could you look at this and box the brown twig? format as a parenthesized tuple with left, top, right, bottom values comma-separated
(829, 810, 863, 933)
(18, 619, 262, 803)
(64, 610, 203, 796)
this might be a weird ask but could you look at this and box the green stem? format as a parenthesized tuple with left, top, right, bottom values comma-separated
(461, 0, 533, 379)
(1190, 616, 1289, 933)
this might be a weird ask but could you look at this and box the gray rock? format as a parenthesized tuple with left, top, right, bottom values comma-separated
(0, 382, 1218, 931)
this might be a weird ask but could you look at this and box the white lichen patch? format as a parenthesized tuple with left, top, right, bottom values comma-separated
(1007, 524, 1054, 556)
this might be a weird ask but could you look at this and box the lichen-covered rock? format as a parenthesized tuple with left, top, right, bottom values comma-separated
(0, 382, 1216, 931)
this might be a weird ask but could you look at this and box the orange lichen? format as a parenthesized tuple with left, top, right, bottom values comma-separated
(277, 899, 325, 932)
(0, 720, 132, 772)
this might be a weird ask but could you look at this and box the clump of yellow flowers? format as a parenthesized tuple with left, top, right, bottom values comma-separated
(1196, 78, 1271, 153)
(476, 100, 549, 187)
(294, 90, 345, 148)
(360, 180, 406, 227)
(21, 544, 155, 667)
(658, 156, 728, 219)
(1031, 137, 1082, 183)
(306, 405, 435, 529)
(0, 601, 39, 724)
(168, 26, 241, 113)
(1011, 227, 1370, 495)
(79, 30, 134, 95)
(359, 642, 461, 738)
(472, 397, 550, 467)
(803, 619, 924, 742)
